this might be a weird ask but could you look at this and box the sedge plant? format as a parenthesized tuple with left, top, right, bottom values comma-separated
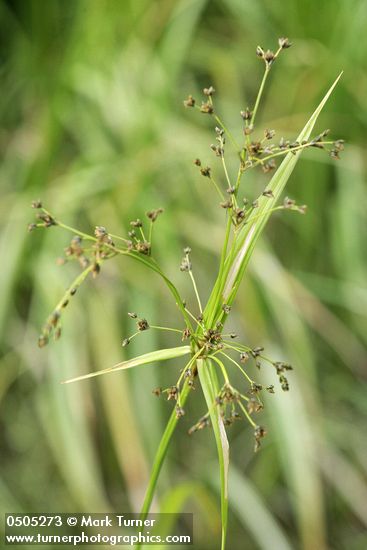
(29, 39, 343, 549)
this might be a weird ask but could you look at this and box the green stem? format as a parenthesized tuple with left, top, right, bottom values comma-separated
(205, 225, 239, 329)
(148, 221, 153, 247)
(197, 358, 228, 550)
(176, 347, 204, 389)
(189, 270, 203, 314)
(184, 307, 205, 329)
(209, 175, 226, 201)
(47, 213, 193, 332)
(136, 381, 191, 549)
(108, 233, 131, 244)
(246, 140, 336, 170)
(124, 254, 193, 331)
(221, 156, 232, 189)
(56, 221, 97, 242)
(251, 66, 270, 129)
(139, 226, 147, 242)
(234, 164, 244, 196)
(219, 351, 253, 384)
(150, 325, 182, 334)
(210, 354, 230, 384)
(238, 400, 256, 427)
(213, 114, 241, 152)
(203, 210, 233, 329)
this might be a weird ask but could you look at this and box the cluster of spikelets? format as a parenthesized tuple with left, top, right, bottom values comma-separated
(29, 37, 343, 452)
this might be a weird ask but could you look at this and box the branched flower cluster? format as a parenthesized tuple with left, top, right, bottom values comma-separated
(28, 202, 164, 348)
(184, 38, 343, 236)
(30, 37, 343, 456)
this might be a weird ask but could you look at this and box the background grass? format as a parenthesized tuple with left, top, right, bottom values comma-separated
(1, 1, 366, 549)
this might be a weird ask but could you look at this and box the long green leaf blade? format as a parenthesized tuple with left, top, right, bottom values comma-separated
(135, 381, 192, 550)
(206, 73, 342, 311)
(197, 358, 229, 550)
(62, 346, 191, 384)
(206, 464, 293, 550)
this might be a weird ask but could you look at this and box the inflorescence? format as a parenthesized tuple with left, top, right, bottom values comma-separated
(30, 38, 343, 452)
(184, 38, 343, 231)
(29, 201, 163, 347)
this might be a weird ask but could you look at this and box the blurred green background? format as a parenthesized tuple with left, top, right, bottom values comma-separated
(1, 1, 366, 549)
